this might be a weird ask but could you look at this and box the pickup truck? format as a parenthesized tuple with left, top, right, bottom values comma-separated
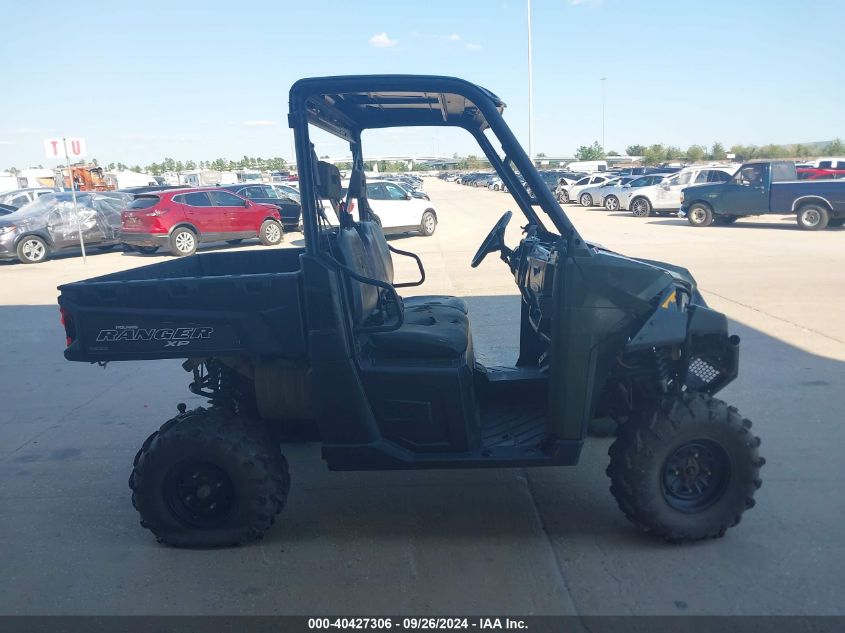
(679, 160, 845, 230)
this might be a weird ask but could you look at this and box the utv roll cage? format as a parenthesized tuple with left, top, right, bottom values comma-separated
(288, 75, 586, 255)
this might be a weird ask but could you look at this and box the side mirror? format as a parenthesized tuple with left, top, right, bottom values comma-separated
(405, 192, 412, 200)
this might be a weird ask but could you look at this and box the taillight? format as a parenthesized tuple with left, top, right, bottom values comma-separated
(59, 307, 75, 347)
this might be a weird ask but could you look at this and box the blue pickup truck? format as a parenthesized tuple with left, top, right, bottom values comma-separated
(679, 160, 845, 230)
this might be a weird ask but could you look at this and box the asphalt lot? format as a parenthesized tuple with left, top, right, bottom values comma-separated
(1, 178, 843, 615)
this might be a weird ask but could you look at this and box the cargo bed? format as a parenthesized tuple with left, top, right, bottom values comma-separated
(59, 249, 307, 362)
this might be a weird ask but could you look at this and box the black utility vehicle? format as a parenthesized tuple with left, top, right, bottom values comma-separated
(58, 75, 763, 547)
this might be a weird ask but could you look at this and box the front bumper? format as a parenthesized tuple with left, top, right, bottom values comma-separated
(677, 205, 689, 218)
(120, 232, 170, 248)
(0, 232, 19, 260)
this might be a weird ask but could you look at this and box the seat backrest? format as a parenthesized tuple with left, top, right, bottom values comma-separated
(356, 220, 394, 285)
(333, 226, 380, 325)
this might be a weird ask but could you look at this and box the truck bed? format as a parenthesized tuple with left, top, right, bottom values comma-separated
(59, 248, 307, 362)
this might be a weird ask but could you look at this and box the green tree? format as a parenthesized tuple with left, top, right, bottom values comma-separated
(107, 162, 116, 170)
(185, 160, 196, 170)
(130, 165, 142, 173)
(710, 142, 727, 160)
(823, 138, 844, 155)
(686, 145, 707, 162)
(7, 167, 18, 174)
(575, 141, 604, 160)
(606, 150, 620, 156)
(793, 144, 809, 158)
(665, 146, 684, 160)
(642, 144, 666, 165)
(626, 144, 646, 156)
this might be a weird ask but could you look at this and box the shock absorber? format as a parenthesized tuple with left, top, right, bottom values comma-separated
(654, 347, 671, 393)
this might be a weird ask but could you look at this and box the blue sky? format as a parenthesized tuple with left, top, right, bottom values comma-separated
(1, 0, 843, 168)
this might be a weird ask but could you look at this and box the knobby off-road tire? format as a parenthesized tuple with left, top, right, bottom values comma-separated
(129, 408, 290, 548)
(606, 393, 764, 543)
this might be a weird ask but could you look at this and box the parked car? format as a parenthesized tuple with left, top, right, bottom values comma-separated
(487, 176, 504, 191)
(626, 165, 738, 217)
(120, 188, 284, 257)
(576, 176, 638, 207)
(0, 191, 130, 264)
(609, 174, 668, 211)
(472, 174, 498, 188)
(337, 179, 438, 236)
(560, 174, 613, 203)
(679, 160, 845, 230)
(0, 187, 58, 209)
(270, 183, 301, 202)
(218, 183, 302, 230)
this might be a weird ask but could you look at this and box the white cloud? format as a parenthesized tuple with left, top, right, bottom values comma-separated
(465, 43, 482, 51)
(241, 120, 276, 127)
(369, 32, 398, 48)
(448, 33, 461, 41)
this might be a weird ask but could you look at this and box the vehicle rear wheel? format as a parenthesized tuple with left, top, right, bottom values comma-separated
(420, 210, 437, 236)
(169, 228, 197, 257)
(828, 218, 845, 228)
(607, 393, 764, 543)
(16, 236, 49, 264)
(259, 219, 283, 246)
(579, 193, 594, 207)
(631, 197, 652, 217)
(687, 203, 714, 227)
(796, 204, 830, 231)
(129, 407, 290, 548)
(714, 216, 738, 225)
(604, 195, 619, 211)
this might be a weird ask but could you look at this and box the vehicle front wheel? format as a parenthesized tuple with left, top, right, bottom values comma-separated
(129, 408, 290, 548)
(796, 204, 830, 231)
(687, 203, 714, 227)
(579, 193, 593, 207)
(557, 190, 569, 203)
(17, 236, 49, 264)
(630, 197, 652, 217)
(607, 393, 764, 543)
(259, 219, 284, 246)
(169, 228, 197, 257)
(604, 195, 619, 211)
(420, 210, 437, 236)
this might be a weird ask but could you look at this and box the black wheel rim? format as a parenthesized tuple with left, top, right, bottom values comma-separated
(163, 461, 236, 529)
(661, 439, 730, 513)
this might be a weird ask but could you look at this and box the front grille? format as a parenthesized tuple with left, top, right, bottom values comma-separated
(686, 357, 720, 390)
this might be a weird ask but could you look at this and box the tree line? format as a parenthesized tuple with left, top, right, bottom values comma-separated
(573, 139, 845, 165)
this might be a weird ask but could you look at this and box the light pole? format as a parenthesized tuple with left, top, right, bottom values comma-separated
(600, 77, 606, 151)
(527, 0, 534, 165)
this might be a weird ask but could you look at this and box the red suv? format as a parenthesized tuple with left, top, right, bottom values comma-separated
(121, 188, 284, 256)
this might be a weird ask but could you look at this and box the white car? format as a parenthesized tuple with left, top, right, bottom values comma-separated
(559, 174, 612, 203)
(606, 174, 668, 211)
(325, 179, 438, 236)
(576, 176, 638, 208)
(624, 165, 739, 217)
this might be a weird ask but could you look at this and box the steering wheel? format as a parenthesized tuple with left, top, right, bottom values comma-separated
(471, 211, 512, 268)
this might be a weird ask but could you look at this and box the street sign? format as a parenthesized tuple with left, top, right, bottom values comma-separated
(44, 137, 87, 160)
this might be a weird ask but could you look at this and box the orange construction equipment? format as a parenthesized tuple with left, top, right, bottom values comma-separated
(57, 164, 115, 191)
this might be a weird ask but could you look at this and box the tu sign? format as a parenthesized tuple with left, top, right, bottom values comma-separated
(43, 137, 87, 160)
